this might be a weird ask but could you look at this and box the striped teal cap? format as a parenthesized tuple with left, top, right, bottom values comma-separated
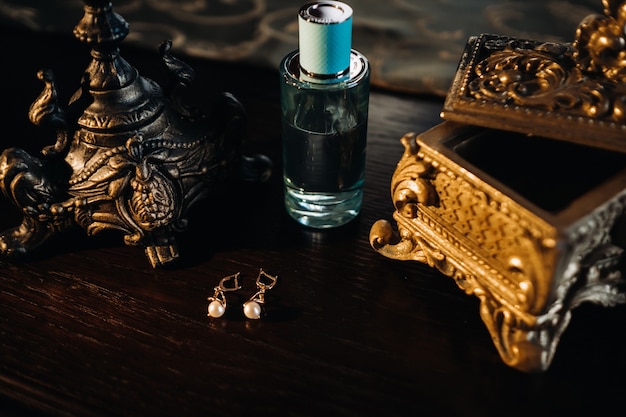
(298, 1, 353, 80)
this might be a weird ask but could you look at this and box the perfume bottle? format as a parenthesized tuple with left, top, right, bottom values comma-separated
(280, 1, 370, 229)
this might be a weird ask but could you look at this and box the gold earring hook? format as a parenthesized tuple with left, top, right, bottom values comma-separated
(217, 272, 242, 292)
(256, 268, 278, 291)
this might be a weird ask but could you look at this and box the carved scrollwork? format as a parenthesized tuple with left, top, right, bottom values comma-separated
(441, 1, 626, 152)
(467, 38, 620, 120)
(465, 0, 626, 123)
(369, 219, 446, 267)
(370, 119, 626, 371)
(391, 133, 438, 215)
(0, 0, 271, 267)
(369, 132, 443, 265)
(574, 0, 626, 83)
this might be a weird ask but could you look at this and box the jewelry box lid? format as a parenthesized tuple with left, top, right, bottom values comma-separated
(440, 5, 626, 154)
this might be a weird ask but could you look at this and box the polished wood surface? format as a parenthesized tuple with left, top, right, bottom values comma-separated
(1, 27, 626, 417)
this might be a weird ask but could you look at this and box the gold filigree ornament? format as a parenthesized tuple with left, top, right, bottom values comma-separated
(370, 0, 626, 372)
(441, 0, 626, 153)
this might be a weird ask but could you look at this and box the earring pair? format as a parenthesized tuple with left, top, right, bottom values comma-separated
(207, 269, 278, 320)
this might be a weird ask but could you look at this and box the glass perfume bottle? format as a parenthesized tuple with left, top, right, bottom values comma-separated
(280, 1, 370, 229)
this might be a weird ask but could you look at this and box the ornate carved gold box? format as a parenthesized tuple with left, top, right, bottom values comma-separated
(370, 2, 626, 372)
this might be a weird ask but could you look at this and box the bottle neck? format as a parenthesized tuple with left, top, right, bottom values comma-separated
(298, 65, 351, 84)
(282, 50, 369, 88)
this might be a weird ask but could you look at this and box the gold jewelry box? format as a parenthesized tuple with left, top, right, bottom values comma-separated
(370, 3, 626, 372)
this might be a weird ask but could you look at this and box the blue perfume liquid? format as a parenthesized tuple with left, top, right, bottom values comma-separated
(280, 50, 370, 228)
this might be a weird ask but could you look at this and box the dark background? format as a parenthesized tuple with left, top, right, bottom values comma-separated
(0, 0, 605, 96)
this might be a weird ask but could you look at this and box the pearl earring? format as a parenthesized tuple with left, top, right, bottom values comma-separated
(243, 268, 278, 319)
(207, 272, 242, 318)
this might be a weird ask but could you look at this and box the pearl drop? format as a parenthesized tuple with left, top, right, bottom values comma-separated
(208, 300, 225, 318)
(243, 301, 262, 319)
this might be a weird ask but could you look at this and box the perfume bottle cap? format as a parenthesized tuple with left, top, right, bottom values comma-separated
(298, 1, 352, 80)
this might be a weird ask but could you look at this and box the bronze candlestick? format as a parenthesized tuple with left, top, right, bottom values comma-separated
(0, 0, 269, 267)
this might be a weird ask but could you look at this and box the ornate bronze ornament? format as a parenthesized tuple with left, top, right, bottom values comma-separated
(370, 0, 626, 372)
(0, 0, 270, 268)
(441, 1, 626, 153)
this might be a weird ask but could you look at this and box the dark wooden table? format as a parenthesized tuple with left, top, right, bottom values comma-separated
(1, 27, 626, 417)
